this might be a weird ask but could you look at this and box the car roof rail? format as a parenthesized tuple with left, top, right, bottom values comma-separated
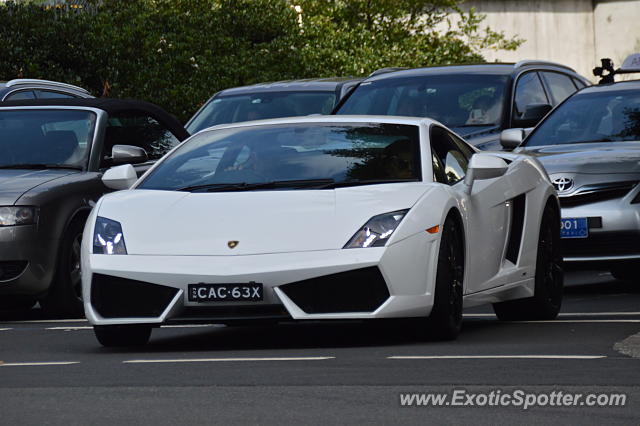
(514, 60, 576, 72)
(5, 79, 90, 94)
(368, 67, 409, 77)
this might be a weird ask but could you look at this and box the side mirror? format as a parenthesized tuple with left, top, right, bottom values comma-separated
(500, 128, 525, 150)
(111, 145, 148, 165)
(463, 153, 509, 194)
(513, 103, 552, 128)
(102, 164, 137, 190)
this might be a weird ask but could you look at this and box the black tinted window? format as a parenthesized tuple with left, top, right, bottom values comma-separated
(337, 74, 508, 129)
(4, 90, 36, 100)
(187, 91, 337, 133)
(430, 126, 469, 185)
(101, 113, 179, 167)
(513, 72, 549, 117)
(140, 123, 421, 191)
(540, 72, 578, 104)
(36, 90, 76, 99)
(525, 89, 640, 147)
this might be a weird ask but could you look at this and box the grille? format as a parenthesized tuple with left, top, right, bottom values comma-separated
(559, 182, 638, 207)
(167, 304, 291, 324)
(562, 232, 640, 257)
(0, 261, 28, 281)
(279, 266, 390, 314)
(90, 274, 178, 318)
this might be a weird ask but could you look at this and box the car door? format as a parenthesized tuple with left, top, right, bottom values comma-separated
(431, 126, 510, 293)
(511, 71, 551, 128)
(539, 71, 580, 105)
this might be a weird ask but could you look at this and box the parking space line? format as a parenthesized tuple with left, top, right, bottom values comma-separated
(124, 356, 335, 364)
(388, 355, 607, 360)
(160, 324, 224, 328)
(0, 328, 12, 331)
(45, 326, 93, 330)
(0, 361, 80, 366)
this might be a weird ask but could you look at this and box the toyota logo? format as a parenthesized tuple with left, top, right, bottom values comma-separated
(552, 177, 574, 193)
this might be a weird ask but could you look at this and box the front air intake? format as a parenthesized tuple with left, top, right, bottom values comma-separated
(90, 274, 178, 318)
(279, 267, 390, 314)
(0, 261, 28, 281)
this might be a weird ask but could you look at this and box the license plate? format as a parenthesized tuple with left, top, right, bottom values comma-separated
(188, 283, 263, 302)
(560, 217, 588, 239)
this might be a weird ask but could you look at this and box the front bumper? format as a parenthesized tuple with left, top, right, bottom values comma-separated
(0, 225, 58, 297)
(82, 232, 438, 326)
(560, 195, 640, 263)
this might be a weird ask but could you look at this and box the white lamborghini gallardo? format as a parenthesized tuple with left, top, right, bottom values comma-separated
(82, 116, 563, 346)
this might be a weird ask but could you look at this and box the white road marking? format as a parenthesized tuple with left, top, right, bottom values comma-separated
(464, 312, 640, 318)
(0, 328, 12, 331)
(0, 361, 80, 366)
(0, 319, 88, 324)
(388, 355, 607, 360)
(160, 324, 225, 328)
(124, 356, 335, 364)
(45, 326, 93, 330)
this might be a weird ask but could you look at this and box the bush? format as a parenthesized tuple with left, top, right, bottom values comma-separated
(0, 0, 522, 122)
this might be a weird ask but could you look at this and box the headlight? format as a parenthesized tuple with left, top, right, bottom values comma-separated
(0, 206, 38, 226)
(344, 209, 409, 248)
(93, 217, 127, 255)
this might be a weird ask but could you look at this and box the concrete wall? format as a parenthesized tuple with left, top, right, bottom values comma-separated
(459, 0, 640, 82)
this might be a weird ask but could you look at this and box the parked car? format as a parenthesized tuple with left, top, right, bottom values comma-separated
(186, 77, 362, 134)
(333, 62, 591, 150)
(0, 98, 189, 316)
(83, 115, 561, 346)
(0, 79, 93, 101)
(500, 77, 640, 282)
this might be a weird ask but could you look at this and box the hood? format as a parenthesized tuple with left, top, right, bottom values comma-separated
(519, 142, 640, 174)
(0, 169, 79, 204)
(97, 183, 429, 256)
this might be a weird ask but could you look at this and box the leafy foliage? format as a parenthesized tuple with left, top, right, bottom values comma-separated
(0, 0, 522, 122)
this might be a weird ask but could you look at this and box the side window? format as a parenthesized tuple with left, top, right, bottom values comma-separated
(35, 90, 76, 99)
(572, 77, 587, 89)
(430, 126, 469, 185)
(513, 72, 549, 118)
(5, 90, 36, 100)
(540, 72, 578, 104)
(100, 113, 180, 168)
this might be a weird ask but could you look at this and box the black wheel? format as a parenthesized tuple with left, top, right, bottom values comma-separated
(426, 216, 464, 340)
(40, 218, 85, 318)
(94, 325, 152, 347)
(493, 203, 563, 320)
(610, 262, 639, 284)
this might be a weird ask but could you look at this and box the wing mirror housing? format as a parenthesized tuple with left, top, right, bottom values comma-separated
(111, 145, 148, 165)
(500, 128, 525, 150)
(102, 164, 137, 190)
(463, 153, 509, 194)
(512, 103, 552, 128)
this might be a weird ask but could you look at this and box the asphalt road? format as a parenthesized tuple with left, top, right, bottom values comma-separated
(0, 270, 638, 425)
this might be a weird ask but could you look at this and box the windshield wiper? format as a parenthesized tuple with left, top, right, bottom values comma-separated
(316, 178, 419, 189)
(0, 164, 82, 170)
(561, 138, 614, 144)
(176, 179, 335, 192)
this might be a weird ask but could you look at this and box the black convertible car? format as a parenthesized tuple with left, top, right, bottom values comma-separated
(0, 99, 189, 316)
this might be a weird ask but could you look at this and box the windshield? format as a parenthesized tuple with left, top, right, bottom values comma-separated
(336, 74, 508, 129)
(139, 122, 421, 191)
(0, 109, 96, 168)
(187, 91, 338, 133)
(525, 90, 640, 147)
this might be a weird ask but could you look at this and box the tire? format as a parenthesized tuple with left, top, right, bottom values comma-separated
(94, 325, 152, 347)
(40, 217, 85, 318)
(493, 203, 563, 321)
(610, 262, 639, 284)
(426, 216, 464, 340)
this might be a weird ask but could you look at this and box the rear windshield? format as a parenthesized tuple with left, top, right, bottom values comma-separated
(139, 122, 421, 191)
(187, 91, 338, 133)
(0, 109, 96, 168)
